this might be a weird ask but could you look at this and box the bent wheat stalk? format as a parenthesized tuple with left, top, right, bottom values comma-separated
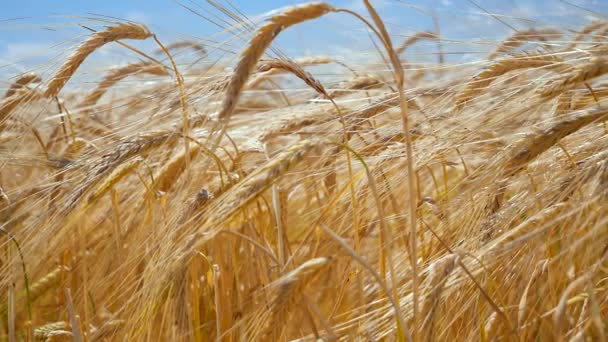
(45, 23, 152, 98)
(208, 2, 335, 152)
(361, 1, 420, 336)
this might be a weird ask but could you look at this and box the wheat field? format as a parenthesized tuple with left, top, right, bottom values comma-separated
(0, 1, 607, 341)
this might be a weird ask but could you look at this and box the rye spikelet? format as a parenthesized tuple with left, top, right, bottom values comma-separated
(45, 23, 153, 98)
(396, 31, 438, 55)
(80, 61, 167, 108)
(4, 72, 41, 98)
(456, 53, 562, 109)
(217, 2, 334, 122)
(488, 28, 562, 60)
(539, 58, 608, 99)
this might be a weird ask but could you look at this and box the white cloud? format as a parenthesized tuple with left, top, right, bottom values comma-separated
(4, 42, 55, 62)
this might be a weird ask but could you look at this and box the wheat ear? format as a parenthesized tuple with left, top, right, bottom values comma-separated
(0, 89, 40, 129)
(488, 28, 562, 60)
(539, 58, 608, 99)
(154, 144, 202, 193)
(154, 40, 206, 55)
(256, 58, 330, 97)
(504, 106, 608, 177)
(396, 31, 439, 55)
(33, 321, 70, 340)
(80, 61, 167, 108)
(456, 53, 561, 110)
(4, 72, 41, 98)
(205, 2, 334, 171)
(217, 2, 334, 123)
(421, 254, 458, 338)
(45, 23, 152, 98)
(204, 140, 319, 227)
(66, 131, 179, 210)
(261, 257, 332, 339)
(328, 74, 384, 98)
(565, 20, 608, 49)
(87, 157, 143, 205)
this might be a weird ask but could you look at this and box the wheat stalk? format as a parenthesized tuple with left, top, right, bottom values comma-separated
(571, 88, 608, 110)
(45, 23, 152, 98)
(80, 61, 167, 108)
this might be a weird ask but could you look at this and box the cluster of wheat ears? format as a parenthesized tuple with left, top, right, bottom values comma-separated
(0, 1, 607, 341)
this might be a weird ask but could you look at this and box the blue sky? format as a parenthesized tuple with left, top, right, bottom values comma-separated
(0, 0, 606, 82)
